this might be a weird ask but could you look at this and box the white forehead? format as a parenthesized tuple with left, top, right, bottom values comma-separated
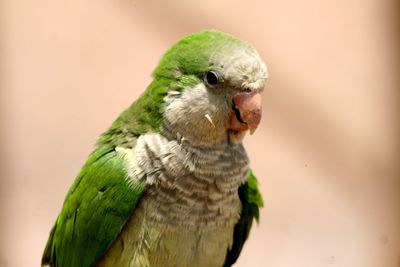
(211, 44, 268, 92)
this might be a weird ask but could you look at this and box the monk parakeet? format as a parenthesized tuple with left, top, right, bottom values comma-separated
(42, 30, 267, 267)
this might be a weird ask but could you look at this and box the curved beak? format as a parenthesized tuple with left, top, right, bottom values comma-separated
(229, 92, 262, 134)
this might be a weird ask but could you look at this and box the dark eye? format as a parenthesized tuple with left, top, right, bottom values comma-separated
(204, 71, 220, 86)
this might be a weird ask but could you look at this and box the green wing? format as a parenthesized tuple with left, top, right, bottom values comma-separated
(223, 170, 264, 267)
(42, 144, 146, 267)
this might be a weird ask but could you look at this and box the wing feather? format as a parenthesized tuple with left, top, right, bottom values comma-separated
(223, 170, 264, 267)
(42, 144, 146, 267)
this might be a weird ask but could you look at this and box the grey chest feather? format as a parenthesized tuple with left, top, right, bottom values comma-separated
(98, 133, 250, 267)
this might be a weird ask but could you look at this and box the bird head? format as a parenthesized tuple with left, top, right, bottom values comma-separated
(152, 30, 268, 147)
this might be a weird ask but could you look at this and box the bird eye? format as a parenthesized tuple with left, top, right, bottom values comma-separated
(204, 71, 220, 86)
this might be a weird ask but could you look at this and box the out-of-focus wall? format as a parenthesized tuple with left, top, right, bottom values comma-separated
(1, 1, 399, 266)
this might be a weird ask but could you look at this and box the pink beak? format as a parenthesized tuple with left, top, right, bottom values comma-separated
(229, 92, 262, 134)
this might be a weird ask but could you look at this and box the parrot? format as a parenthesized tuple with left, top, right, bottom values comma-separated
(41, 29, 267, 267)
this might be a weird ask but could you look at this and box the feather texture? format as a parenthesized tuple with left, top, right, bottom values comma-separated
(223, 170, 264, 267)
(41, 145, 146, 267)
(42, 30, 267, 267)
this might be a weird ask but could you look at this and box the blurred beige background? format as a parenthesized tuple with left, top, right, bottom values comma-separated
(0, 0, 399, 266)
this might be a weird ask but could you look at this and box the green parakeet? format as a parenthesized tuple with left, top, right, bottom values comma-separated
(42, 30, 267, 267)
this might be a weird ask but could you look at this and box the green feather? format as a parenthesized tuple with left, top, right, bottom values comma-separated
(153, 30, 247, 80)
(98, 30, 246, 149)
(97, 78, 169, 148)
(42, 30, 262, 267)
(223, 170, 264, 267)
(42, 144, 146, 267)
